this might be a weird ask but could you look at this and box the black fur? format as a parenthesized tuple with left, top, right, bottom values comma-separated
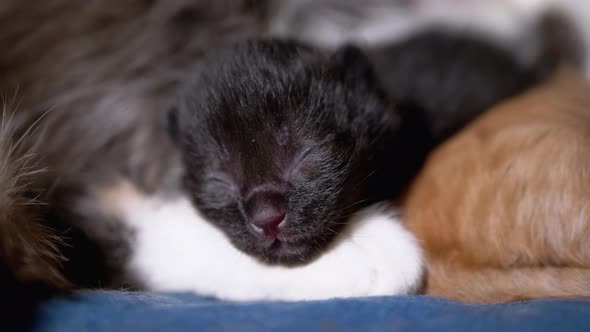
(366, 29, 551, 141)
(171, 30, 563, 265)
(171, 40, 421, 264)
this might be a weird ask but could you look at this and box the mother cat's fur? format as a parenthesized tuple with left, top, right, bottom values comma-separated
(0, 0, 276, 289)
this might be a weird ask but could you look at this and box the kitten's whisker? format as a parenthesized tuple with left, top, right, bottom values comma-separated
(354, 170, 376, 187)
(339, 199, 368, 211)
(324, 227, 339, 235)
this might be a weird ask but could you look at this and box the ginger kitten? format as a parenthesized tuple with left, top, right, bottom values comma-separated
(403, 67, 590, 303)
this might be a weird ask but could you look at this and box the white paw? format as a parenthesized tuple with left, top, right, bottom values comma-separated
(115, 185, 423, 301)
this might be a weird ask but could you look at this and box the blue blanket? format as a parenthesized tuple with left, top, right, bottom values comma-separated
(32, 291, 590, 332)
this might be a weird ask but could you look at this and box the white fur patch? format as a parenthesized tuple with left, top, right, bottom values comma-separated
(117, 190, 424, 301)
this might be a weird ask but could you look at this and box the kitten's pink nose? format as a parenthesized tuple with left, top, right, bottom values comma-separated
(245, 191, 287, 239)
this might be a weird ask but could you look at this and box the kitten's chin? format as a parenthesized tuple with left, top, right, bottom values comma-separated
(255, 240, 318, 266)
(237, 224, 334, 265)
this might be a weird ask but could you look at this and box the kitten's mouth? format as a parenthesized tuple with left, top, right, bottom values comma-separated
(263, 239, 310, 264)
(246, 220, 317, 264)
(269, 239, 290, 252)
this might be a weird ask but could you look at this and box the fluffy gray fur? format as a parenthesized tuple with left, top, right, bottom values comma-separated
(1, 1, 272, 193)
(0, 0, 275, 288)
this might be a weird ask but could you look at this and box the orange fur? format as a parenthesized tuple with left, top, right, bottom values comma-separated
(403, 67, 590, 303)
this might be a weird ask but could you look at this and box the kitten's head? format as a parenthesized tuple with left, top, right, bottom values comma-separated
(169, 40, 416, 264)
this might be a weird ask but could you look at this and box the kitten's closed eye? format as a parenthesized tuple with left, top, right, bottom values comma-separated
(285, 147, 312, 179)
(198, 173, 239, 208)
(204, 174, 237, 190)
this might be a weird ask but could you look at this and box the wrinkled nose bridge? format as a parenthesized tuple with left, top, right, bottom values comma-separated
(244, 182, 287, 202)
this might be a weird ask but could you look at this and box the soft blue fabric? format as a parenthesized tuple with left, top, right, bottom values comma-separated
(33, 291, 590, 332)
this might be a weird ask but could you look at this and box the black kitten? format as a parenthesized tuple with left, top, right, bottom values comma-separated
(169, 31, 563, 265)
(169, 40, 419, 265)
(366, 14, 581, 142)
(367, 31, 545, 141)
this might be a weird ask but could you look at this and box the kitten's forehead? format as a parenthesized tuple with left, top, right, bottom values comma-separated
(182, 39, 363, 183)
(204, 80, 319, 151)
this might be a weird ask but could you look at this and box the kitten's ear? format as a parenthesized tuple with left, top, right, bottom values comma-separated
(327, 45, 377, 85)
